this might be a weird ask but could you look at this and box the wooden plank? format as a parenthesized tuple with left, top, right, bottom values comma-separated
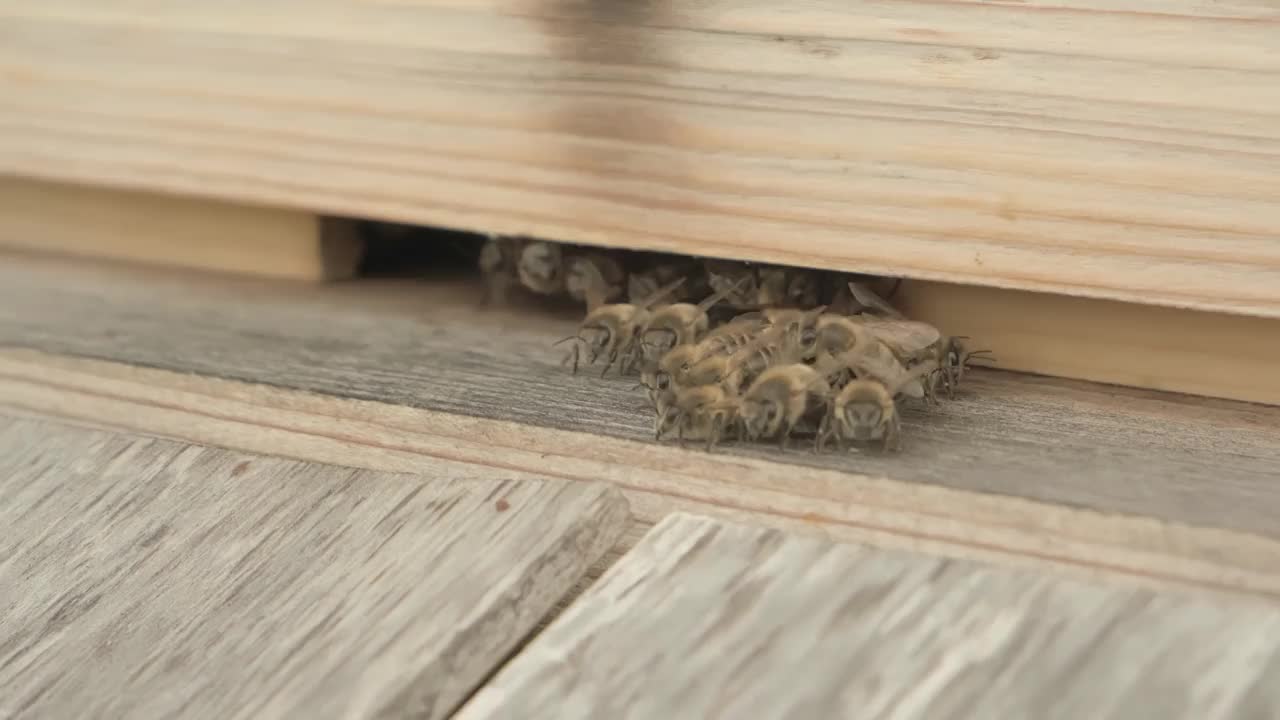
(896, 279, 1280, 404)
(0, 2, 1278, 316)
(460, 513, 1280, 720)
(3, 258, 1280, 602)
(0, 413, 630, 719)
(0, 177, 363, 280)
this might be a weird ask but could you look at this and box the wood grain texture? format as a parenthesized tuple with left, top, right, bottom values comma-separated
(460, 512, 1280, 720)
(4, 257, 1280, 602)
(0, 413, 630, 720)
(895, 279, 1280, 405)
(0, 178, 364, 281)
(0, 1, 1278, 316)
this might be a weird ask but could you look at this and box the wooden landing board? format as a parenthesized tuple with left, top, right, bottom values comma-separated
(4, 257, 1280, 603)
(461, 513, 1280, 720)
(0, 178, 363, 280)
(0, 414, 630, 719)
(1, 2, 1278, 317)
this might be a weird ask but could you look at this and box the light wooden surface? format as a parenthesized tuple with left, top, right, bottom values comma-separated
(0, 178, 363, 280)
(1, 2, 1278, 316)
(4, 256, 1280, 601)
(896, 279, 1280, 405)
(461, 512, 1280, 720)
(0, 413, 630, 719)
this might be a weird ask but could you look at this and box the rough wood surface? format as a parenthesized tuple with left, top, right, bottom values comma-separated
(1, 1, 1278, 316)
(0, 178, 363, 281)
(4, 257, 1280, 602)
(460, 512, 1280, 720)
(0, 413, 630, 720)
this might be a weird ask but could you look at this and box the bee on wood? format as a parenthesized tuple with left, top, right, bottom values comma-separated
(639, 343, 703, 412)
(517, 240, 567, 296)
(565, 251, 626, 311)
(478, 234, 523, 306)
(554, 277, 685, 377)
(814, 351, 936, 450)
(655, 384, 738, 451)
(735, 363, 832, 451)
(695, 314, 771, 358)
(640, 277, 751, 356)
(756, 265, 823, 309)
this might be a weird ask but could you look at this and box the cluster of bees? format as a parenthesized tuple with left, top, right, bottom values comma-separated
(480, 235, 993, 453)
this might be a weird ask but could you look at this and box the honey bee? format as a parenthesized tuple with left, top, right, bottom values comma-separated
(517, 240, 566, 296)
(695, 314, 771, 358)
(639, 343, 703, 411)
(478, 234, 522, 306)
(565, 252, 626, 311)
(640, 277, 751, 355)
(555, 277, 685, 376)
(756, 265, 823, 309)
(655, 384, 738, 451)
(735, 363, 832, 450)
(818, 362, 935, 453)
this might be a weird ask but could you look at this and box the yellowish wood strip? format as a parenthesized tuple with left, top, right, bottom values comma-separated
(897, 279, 1280, 405)
(0, 177, 363, 280)
(4, 349, 1280, 604)
(0, 1, 1276, 314)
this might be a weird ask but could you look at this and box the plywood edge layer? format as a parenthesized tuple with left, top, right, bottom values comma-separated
(3, 348, 1279, 605)
(895, 280, 1280, 406)
(0, 177, 364, 281)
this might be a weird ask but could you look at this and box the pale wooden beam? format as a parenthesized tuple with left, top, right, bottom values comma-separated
(0, 1, 1276, 315)
(0, 177, 363, 280)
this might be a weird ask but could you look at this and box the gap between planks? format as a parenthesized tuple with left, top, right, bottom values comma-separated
(460, 512, 1280, 720)
(5, 350, 1280, 607)
(0, 413, 631, 719)
(0, 2, 1277, 316)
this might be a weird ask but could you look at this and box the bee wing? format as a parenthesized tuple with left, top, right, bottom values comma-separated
(860, 320, 941, 356)
(838, 346, 911, 386)
(638, 276, 687, 309)
(847, 280, 905, 319)
(696, 275, 752, 312)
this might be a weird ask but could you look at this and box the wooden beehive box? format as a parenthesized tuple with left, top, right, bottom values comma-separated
(3, 3, 1280, 715)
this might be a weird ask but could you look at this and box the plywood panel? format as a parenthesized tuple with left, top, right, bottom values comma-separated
(0, 178, 363, 280)
(0, 414, 630, 719)
(0, 1, 1277, 314)
(461, 513, 1280, 720)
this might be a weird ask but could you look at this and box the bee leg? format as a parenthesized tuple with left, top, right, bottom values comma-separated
(677, 415, 687, 449)
(655, 407, 669, 441)
(885, 415, 902, 452)
(778, 424, 791, 452)
(706, 415, 724, 453)
(570, 343, 581, 375)
(600, 348, 618, 378)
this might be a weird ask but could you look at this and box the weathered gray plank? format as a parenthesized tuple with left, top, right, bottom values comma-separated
(0, 414, 630, 720)
(460, 513, 1280, 720)
(1, 253, 1278, 542)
